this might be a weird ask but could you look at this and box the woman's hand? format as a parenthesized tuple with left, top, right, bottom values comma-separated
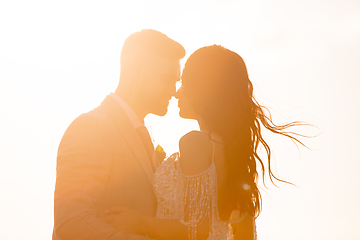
(103, 206, 150, 236)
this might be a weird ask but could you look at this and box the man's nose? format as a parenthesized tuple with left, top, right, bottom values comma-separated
(174, 86, 183, 99)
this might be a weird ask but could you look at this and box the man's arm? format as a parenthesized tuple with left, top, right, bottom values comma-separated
(53, 114, 151, 240)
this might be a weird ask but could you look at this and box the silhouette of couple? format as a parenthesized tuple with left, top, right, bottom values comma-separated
(53, 29, 301, 240)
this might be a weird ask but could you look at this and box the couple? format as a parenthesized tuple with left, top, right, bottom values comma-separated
(53, 29, 298, 240)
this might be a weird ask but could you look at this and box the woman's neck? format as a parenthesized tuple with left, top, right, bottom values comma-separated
(198, 119, 223, 144)
(198, 118, 210, 132)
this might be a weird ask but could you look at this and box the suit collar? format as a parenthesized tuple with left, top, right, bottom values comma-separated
(100, 95, 155, 187)
(108, 92, 142, 129)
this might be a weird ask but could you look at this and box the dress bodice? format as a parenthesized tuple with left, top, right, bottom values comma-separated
(154, 152, 234, 240)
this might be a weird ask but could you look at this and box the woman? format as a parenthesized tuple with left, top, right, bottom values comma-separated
(104, 45, 305, 240)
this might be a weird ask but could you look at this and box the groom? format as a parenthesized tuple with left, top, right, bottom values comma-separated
(53, 30, 185, 240)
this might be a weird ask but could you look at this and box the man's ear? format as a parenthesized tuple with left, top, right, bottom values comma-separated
(131, 59, 144, 79)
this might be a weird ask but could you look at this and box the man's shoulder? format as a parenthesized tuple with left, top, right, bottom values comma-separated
(58, 106, 116, 155)
(70, 106, 106, 126)
(60, 105, 110, 140)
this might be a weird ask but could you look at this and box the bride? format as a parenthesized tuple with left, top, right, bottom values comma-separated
(103, 45, 304, 240)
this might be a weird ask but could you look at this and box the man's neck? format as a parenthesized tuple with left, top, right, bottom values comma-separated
(114, 90, 147, 124)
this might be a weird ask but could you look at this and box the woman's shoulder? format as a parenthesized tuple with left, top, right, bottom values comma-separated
(180, 130, 208, 141)
(179, 130, 212, 153)
(179, 131, 213, 176)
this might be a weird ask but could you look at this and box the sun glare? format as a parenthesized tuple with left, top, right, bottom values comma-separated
(1, 0, 360, 239)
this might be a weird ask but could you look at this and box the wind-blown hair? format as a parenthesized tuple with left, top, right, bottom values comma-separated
(181, 45, 305, 220)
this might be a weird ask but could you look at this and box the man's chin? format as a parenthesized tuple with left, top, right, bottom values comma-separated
(150, 106, 168, 117)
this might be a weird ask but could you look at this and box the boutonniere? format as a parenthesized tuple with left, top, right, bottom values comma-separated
(155, 144, 166, 163)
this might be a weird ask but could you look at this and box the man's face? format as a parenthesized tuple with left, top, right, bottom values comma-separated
(140, 56, 181, 116)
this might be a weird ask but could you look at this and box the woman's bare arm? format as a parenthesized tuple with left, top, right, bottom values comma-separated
(232, 214, 255, 240)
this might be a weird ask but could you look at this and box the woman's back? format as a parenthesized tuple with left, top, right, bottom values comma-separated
(179, 131, 219, 175)
(179, 131, 248, 221)
(179, 131, 227, 211)
(154, 130, 255, 239)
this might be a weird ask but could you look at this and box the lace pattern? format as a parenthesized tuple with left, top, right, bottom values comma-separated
(154, 153, 234, 240)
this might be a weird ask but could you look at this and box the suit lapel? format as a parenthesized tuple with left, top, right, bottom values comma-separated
(100, 95, 155, 187)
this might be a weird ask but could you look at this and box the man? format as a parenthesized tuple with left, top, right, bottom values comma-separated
(53, 29, 185, 240)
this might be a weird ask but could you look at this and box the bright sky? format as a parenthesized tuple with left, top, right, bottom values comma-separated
(1, 0, 360, 239)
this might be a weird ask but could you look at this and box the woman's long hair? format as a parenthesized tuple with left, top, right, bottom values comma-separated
(181, 45, 306, 220)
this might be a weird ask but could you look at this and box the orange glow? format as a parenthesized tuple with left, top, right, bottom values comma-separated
(1, 0, 360, 239)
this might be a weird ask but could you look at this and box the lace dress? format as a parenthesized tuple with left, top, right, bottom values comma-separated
(154, 140, 254, 240)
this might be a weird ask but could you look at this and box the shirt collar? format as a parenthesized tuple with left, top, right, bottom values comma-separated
(109, 92, 142, 129)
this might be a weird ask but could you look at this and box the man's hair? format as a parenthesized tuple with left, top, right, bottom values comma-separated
(120, 29, 185, 72)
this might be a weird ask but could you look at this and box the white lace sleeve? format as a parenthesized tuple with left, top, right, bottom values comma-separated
(154, 153, 183, 220)
(178, 162, 216, 240)
(154, 152, 236, 240)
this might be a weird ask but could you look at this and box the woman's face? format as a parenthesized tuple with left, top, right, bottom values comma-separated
(175, 81, 199, 120)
